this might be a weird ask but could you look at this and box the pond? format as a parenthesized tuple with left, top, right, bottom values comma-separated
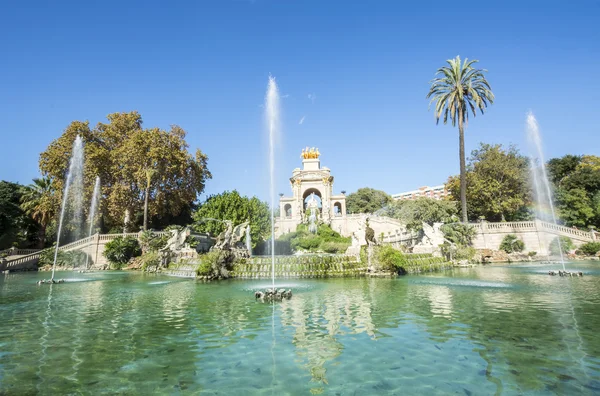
(1, 262, 600, 395)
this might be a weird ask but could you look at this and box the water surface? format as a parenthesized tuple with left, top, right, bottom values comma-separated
(1, 263, 600, 395)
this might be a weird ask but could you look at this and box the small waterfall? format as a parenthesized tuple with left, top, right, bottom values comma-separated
(265, 75, 280, 289)
(84, 176, 101, 270)
(51, 136, 84, 281)
(526, 112, 565, 270)
(308, 208, 317, 233)
(245, 225, 252, 256)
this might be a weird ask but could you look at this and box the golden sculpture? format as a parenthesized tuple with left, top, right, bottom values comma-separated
(301, 147, 320, 159)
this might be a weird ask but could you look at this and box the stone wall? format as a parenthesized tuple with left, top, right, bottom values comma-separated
(471, 220, 595, 255)
(275, 214, 408, 240)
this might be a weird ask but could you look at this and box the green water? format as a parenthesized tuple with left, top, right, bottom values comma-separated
(1, 263, 600, 395)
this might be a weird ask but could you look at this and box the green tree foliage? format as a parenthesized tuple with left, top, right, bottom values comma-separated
(549, 236, 574, 256)
(38, 112, 211, 232)
(0, 181, 39, 249)
(578, 242, 600, 256)
(499, 234, 525, 253)
(20, 177, 56, 248)
(446, 143, 531, 222)
(192, 190, 270, 247)
(380, 198, 458, 231)
(554, 188, 595, 227)
(547, 155, 600, 228)
(427, 56, 495, 222)
(103, 236, 142, 268)
(345, 188, 392, 214)
(38, 249, 89, 269)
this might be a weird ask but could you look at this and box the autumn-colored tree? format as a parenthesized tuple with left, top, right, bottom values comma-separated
(39, 112, 211, 232)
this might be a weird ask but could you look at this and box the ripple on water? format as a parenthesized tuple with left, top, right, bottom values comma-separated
(411, 278, 512, 289)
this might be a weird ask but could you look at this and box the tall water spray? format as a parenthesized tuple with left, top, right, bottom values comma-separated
(84, 176, 101, 270)
(265, 76, 280, 289)
(526, 112, 565, 270)
(51, 136, 85, 281)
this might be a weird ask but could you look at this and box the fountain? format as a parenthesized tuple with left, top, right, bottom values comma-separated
(265, 75, 279, 290)
(245, 225, 252, 256)
(84, 176, 101, 270)
(526, 112, 566, 270)
(308, 208, 318, 233)
(46, 136, 85, 283)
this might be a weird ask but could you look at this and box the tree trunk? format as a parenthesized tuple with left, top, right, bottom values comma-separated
(143, 187, 149, 231)
(459, 113, 468, 223)
(38, 224, 46, 249)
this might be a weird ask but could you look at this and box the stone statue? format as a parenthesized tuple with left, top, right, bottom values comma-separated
(413, 222, 445, 254)
(306, 192, 319, 210)
(213, 220, 234, 250)
(211, 220, 251, 258)
(161, 227, 191, 252)
(301, 147, 321, 159)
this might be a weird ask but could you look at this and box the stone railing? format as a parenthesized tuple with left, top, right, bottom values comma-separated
(473, 220, 594, 241)
(537, 221, 594, 240)
(382, 230, 418, 244)
(1, 230, 212, 272)
(0, 248, 41, 257)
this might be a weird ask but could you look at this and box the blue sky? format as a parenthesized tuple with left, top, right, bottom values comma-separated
(1, 0, 599, 203)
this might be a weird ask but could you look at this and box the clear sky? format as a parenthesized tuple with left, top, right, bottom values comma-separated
(1, 0, 599, 203)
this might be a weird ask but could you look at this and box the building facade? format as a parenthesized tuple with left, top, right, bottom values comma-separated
(274, 148, 410, 239)
(276, 148, 347, 236)
(392, 185, 449, 201)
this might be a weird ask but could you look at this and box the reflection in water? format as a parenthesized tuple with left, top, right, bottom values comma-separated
(2, 266, 600, 394)
(427, 285, 453, 318)
(36, 282, 54, 394)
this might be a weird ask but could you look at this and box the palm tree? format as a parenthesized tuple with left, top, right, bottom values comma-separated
(20, 177, 56, 248)
(427, 56, 494, 222)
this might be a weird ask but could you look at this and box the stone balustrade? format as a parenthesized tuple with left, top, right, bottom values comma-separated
(1, 230, 213, 273)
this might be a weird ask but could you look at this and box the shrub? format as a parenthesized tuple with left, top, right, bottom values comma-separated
(440, 223, 476, 246)
(528, 251, 537, 257)
(578, 242, 600, 256)
(291, 234, 322, 251)
(549, 236, 574, 256)
(321, 241, 349, 254)
(441, 243, 475, 262)
(104, 236, 141, 268)
(375, 245, 407, 272)
(278, 224, 350, 253)
(196, 250, 235, 278)
(140, 251, 161, 271)
(500, 234, 525, 253)
(39, 249, 90, 268)
(139, 231, 169, 253)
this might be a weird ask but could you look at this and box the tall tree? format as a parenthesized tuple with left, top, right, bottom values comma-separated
(20, 177, 56, 248)
(192, 190, 270, 247)
(39, 112, 211, 232)
(446, 143, 531, 222)
(427, 56, 495, 222)
(379, 198, 458, 231)
(345, 188, 392, 214)
(547, 154, 600, 228)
